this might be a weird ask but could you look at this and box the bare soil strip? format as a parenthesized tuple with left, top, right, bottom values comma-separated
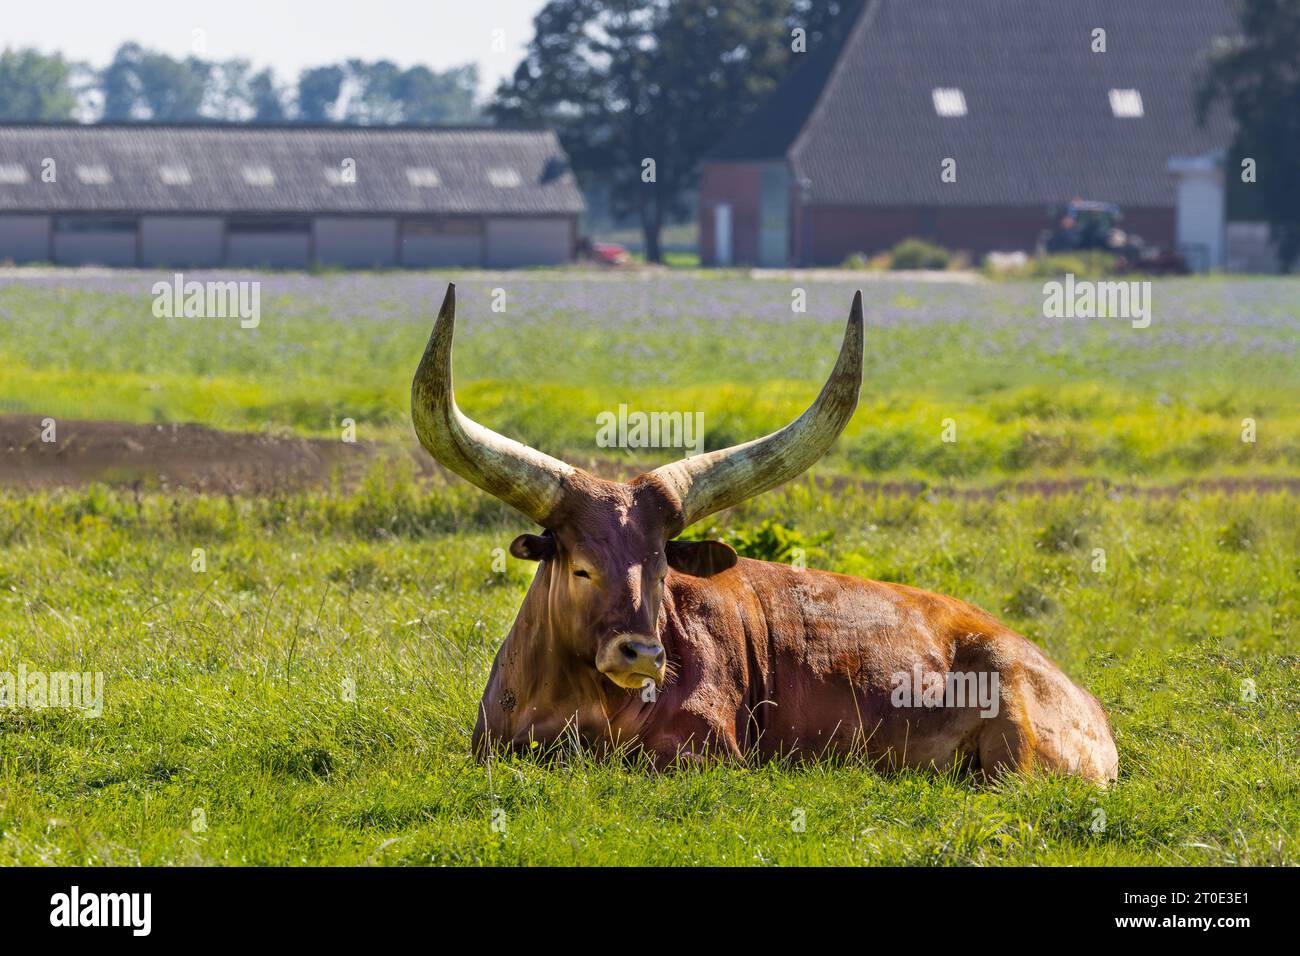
(2, 415, 1295, 498)
(0, 415, 394, 494)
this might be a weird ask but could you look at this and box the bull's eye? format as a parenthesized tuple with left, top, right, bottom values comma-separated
(573, 569, 591, 579)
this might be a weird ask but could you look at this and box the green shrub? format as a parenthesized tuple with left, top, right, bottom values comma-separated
(985, 250, 1123, 279)
(1005, 583, 1055, 619)
(680, 517, 830, 564)
(1036, 516, 1089, 553)
(889, 238, 953, 270)
(1217, 517, 1258, 552)
(840, 251, 891, 270)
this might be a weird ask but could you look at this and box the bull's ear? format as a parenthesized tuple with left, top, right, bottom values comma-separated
(510, 533, 555, 562)
(666, 539, 738, 577)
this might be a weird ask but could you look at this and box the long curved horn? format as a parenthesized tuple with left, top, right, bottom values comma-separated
(411, 284, 573, 525)
(650, 291, 864, 531)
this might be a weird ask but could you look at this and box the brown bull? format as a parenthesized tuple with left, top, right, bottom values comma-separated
(412, 284, 1118, 783)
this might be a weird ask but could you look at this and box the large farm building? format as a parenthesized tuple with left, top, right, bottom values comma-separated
(0, 124, 585, 269)
(699, 0, 1273, 271)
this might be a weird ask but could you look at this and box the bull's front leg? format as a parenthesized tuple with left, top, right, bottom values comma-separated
(471, 659, 597, 758)
(471, 694, 573, 758)
(471, 651, 523, 758)
(640, 712, 743, 769)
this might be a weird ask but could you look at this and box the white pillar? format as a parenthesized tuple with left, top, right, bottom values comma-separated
(1167, 154, 1225, 271)
(714, 204, 733, 267)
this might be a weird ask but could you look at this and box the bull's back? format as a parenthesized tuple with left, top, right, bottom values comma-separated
(717, 560, 988, 763)
(684, 559, 1116, 780)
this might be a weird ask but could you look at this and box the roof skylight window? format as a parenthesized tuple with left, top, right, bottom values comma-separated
(242, 165, 275, 187)
(159, 165, 192, 185)
(406, 167, 441, 188)
(1109, 89, 1144, 118)
(932, 87, 967, 117)
(75, 165, 112, 185)
(487, 167, 522, 188)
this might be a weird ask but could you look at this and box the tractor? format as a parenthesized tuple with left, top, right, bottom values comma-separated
(1038, 199, 1189, 275)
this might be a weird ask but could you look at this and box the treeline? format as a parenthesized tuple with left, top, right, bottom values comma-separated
(0, 44, 480, 124)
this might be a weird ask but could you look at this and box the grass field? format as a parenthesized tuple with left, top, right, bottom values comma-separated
(0, 271, 1297, 865)
(3, 272, 1298, 480)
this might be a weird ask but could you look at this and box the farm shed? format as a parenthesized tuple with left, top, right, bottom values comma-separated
(700, 0, 1253, 269)
(0, 124, 584, 269)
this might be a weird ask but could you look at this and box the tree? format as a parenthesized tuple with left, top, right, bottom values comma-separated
(0, 48, 78, 120)
(1198, 0, 1300, 271)
(338, 61, 479, 124)
(395, 64, 478, 123)
(492, 0, 859, 261)
(100, 43, 210, 121)
(296, 65, 346, 122)
(3, 40, 477, 126)
(100, 43, 144, 119)
(203, 59, 254, 121)
(248, 69, 288, 122)
(343, 59, 405, 124)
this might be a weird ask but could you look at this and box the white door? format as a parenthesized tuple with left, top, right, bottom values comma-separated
(485, 218, 571, 267)
(714, 203, 733, 266)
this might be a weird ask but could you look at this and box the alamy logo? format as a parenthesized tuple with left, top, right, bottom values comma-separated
(890, 664, 1000, 718)
(596, 405, 705, 455)
(0, 665, 103, 717)
(50, 886, 151, 936)
(152, 273, 260, 328)
(1042, 273, 1151, 329)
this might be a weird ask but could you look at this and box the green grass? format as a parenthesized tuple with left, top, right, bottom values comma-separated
(0, 272, 1296, 866)
(2, 275, 1297, 482)
(0, 475, 1295, 865)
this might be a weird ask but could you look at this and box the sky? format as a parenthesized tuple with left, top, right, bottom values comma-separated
(0, 0, 550, 99)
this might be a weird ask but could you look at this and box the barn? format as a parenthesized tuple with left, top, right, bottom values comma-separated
(699, 0, 1246, 269)
(0, 124, 585, 269)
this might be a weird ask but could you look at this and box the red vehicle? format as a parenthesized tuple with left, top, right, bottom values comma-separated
(577, 239, 633, 266)
(590, 242, 631, 266)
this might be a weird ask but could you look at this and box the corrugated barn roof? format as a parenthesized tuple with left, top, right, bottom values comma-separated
(713, 0, 1238, 208)
(0, 125, 586, 216)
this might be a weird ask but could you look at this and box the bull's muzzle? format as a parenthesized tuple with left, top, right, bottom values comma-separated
(597, 635, 666, 690)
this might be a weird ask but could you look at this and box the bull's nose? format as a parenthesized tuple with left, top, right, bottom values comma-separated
(619, 639, 665, 668)
(598, 636, 666, 689)
(617, 638, 665, 669)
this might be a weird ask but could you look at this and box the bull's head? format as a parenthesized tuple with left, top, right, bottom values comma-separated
(412, 284, 863, 691)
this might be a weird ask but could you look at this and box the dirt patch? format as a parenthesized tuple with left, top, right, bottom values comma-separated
(0, 415, 412, 494)
(2, 415, 1297, 499)
(0, 415, 632, 495)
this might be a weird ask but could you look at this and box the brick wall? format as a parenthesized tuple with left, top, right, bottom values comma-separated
(698, 162, 765, 265)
